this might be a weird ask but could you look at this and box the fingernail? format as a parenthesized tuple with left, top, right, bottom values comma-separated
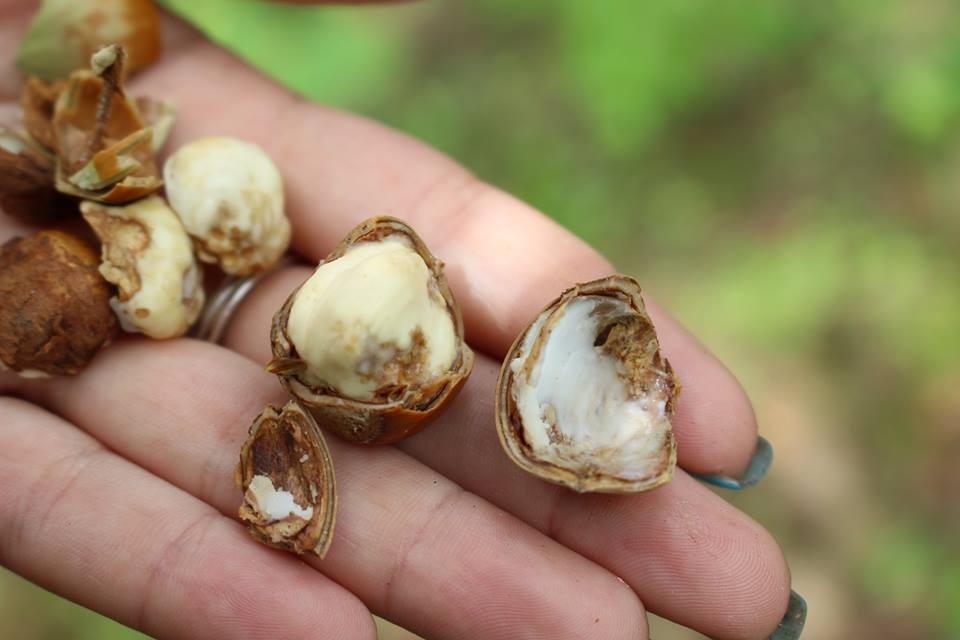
(692, 436, 773, 490)
(769, 590, 807, 639)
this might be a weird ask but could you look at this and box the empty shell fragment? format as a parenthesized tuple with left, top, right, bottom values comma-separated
(236, 401, 337, 557)
(496, 275, 679, 493)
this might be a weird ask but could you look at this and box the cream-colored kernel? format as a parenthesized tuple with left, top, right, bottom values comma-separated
(287, 236, 457, 400)
(247, 475, 313, 522)
(81, 196, 204, 339)
(163, 136, 290, 275)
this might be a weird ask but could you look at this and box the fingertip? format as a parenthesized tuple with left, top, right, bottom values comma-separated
(647, 300, 762, 478)
(709, 504, 793, 639)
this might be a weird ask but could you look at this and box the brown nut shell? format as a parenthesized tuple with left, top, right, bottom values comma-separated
(0, 128, 70, 223)
(0, 230, 118, 376)
(21, 77, 63, 152)
(495, 275, 679, 493)
(16, 0, 161, 82)
(269, 216, 475, 445)
(235, 401, 337, 558)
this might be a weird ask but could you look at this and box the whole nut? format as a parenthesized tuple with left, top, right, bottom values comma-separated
(0, 230, 118, 376)
(163, 136, 291, 276)
(81, 195, 204, 339)
(16, 0, 161, 82)
(236, 401, 337, 558)
(269, 216, 475, 445)
(495, 275, 679, 493)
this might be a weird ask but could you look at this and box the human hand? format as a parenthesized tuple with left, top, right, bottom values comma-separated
(0, 3, 802, 638)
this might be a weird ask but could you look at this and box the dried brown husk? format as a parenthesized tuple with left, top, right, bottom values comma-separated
(0, 128, 70, 223)
(51, 68, 162, 204)
(132, 97, 177, 152)
(16, 0, 161, 82)
(495, 275, 679, 493)
(0, 230, 118, 376)
(268, 216, 475, 445)
(21, 77, 63, 152)
(235, 401, 337, 558)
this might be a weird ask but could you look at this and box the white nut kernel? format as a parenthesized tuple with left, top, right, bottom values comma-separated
(81, 195, 205, 339)
(163, 136, 290, 276)
(286, 235, 458, 400)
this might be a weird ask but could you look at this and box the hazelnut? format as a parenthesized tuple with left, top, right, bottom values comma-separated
(80, 196, 205, 339)
(16, 0, 161, 82)
(163, 136, 291, 276)
(0, 230, 118, 377)
(269, 216, 474, 445)
(495, 276, 679, 493)
(236, 401, 337, 558)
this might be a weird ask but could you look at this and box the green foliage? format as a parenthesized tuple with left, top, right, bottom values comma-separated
(159, 0, 412, 106)
(10, 1, 960, 638)
(554, 1, 816, 155)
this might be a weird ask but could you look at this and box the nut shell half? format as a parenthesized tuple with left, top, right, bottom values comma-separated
(269, 216, 475, 445)
(235, 401, 337, 558)
(495, 275, 679, 493)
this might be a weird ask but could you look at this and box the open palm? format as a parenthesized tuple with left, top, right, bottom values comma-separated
(0, 2, 794, 638)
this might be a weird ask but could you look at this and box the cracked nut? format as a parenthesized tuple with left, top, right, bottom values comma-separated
(0, 230, 118, 377)
(269, 216, 475, 445)
(163, 136, 291, 276)
(495, 275, 679, 493)
(236, 401, 337, 557)
(52, 46, 164, 204)
(81, 195, 204, 339)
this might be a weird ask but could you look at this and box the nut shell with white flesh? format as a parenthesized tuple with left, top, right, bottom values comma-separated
(236, 401, 336, 557)
(495, 276, 679, 493)
(269, 216, 475, 445)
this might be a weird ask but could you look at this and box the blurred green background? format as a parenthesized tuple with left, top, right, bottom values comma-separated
(3, 0, 959, 638)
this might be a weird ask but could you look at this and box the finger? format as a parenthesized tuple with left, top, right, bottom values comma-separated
(0, 4, 758, 478)
(7, 338, 790, 640)
(4, 342, 650, 640)
(133, 20, 759, 479)
(215, 266, 792, 639)
(0, 396, 376, 640)
(231, 266, 749, 488)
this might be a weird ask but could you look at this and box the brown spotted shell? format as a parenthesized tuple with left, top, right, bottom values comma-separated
(269, 216, 475, 445)
(235, 401, 337, 558)
(495, 275, 679, 493)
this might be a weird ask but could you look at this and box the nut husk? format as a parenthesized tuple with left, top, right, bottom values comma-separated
(0, 230, 118, 376)
(269, 216, 475, 445)
(0, 128, 70, 223)
(495, 275, 679, 493)
(21, 77, 63, 152)
(235, 401, 337, 558)
(51, 51, 163, 204)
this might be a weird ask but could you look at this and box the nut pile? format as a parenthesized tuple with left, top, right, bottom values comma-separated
(4, 1, 681, 564)
(1, 41, 291, 373)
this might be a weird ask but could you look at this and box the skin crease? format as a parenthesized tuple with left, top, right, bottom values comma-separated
(0, 2, 792, 639)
